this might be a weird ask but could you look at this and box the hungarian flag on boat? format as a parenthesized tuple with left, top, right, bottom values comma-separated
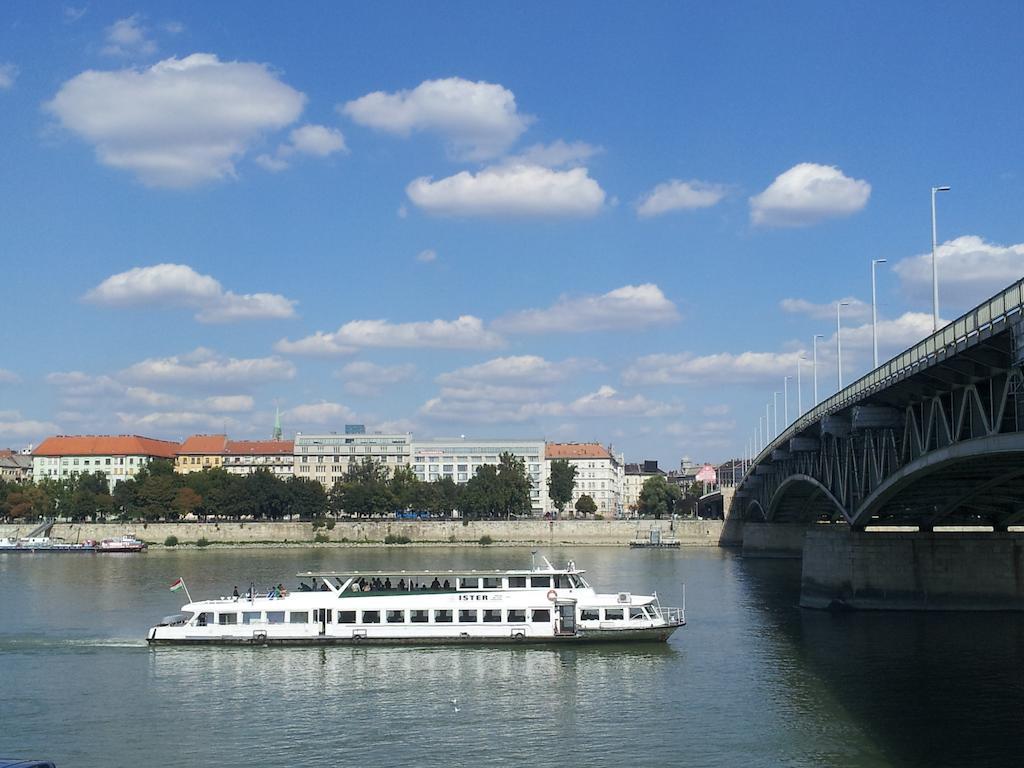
(169, 578, 185, 592)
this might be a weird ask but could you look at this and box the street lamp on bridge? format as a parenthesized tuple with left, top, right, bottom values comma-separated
(836, 301, 850, 389)
(783, 375, 792, 426)
(773, 391, 781, 437)
(812, 334, 824, 406)
(797, 353, 806, 416)
(872, 258, 887, 368)
(931, 185, 951, 332)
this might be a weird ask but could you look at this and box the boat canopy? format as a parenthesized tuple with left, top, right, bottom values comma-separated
(297, 565, 585, 580)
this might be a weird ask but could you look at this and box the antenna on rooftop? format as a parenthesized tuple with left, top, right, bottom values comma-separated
(272, 401, 283, 441)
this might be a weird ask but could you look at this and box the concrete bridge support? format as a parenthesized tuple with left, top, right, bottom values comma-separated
(741, 522, 812, 559)
(801, 527, 1024, 610)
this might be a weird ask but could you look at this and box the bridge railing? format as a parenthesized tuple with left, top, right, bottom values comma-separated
(739, 277, 1024, 486)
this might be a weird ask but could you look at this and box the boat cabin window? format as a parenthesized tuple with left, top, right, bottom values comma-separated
(507, 609, 526, 623)
(458, 610, 478, 623)
(410, 609, 429, 623)
(387, 610, 405, 624)
(196, 612, 213, 626)
(531, 609, 550, 622)
(530, 576, 551, 588)
(362, 610, 380, 624)
(629, 607, 648, 620)
(604, 608, 624, 620)
(482, 577, 501, 589)
(580, 608, 600, 621)
(242, 611, 262, 624)
(217, 613, 237, 625)
(434, 610, 453, 623)
(289, 611, 309, 624)
(508, 576, 527, 588)
(459, 577, 479, 589)
(267, 611, 285, 624)
(482, 609, 501, 623)
(336, 611, 356, 624)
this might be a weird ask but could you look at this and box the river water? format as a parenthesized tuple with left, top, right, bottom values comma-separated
(2, 546, 1023, 767)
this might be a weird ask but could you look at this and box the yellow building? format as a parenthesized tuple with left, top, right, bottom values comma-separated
(175, 434, 228, 474)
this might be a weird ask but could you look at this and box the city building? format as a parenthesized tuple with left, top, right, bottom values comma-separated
(411, 437, 547, 515)
(0, 449, 32, 482)
(294, 431, 412, 488)
(175, 434, 228, 474)
(622, 460, 666, 513)
(32, 435, 180, 488)
(545, 443, 624, 518)
(223, 439, 294, 477)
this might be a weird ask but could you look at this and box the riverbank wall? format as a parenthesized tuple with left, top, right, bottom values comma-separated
(0, 519, 725, 547)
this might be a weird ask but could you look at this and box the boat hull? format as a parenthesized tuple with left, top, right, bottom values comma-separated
(146, 623, 682, 646)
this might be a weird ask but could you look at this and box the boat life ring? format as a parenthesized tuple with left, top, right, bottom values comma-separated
(546, 589, 557, 602)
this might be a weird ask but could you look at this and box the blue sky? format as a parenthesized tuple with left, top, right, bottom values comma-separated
(1, 2, 1022, 466)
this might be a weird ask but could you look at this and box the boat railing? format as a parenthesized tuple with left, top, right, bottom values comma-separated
(653, 606, 685, 625)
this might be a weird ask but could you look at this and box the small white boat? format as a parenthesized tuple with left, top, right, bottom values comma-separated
(146, 558, 685, 646)
(95, 535, 147, 553)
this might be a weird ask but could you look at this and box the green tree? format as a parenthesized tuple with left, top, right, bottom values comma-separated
(574, 494, 598, 517)
(548, 459, 577, 518)
(461, 464, 501, 522)
(332, 459, 393, 518)
(496, 452, 532, 519)
(287, 476, 328, 519)
(388, 466, 420, 512)
(172, 487, 203, 520)
(637, 475, 683, 519)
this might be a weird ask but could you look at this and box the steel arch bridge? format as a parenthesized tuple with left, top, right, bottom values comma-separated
(736, 279, 1024, 531)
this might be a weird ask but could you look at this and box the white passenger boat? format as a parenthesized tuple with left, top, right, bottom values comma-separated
(146, 559, 685, 646)
(94, 534, 147, 553)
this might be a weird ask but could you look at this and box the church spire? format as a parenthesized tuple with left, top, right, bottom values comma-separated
(272, 404, 282, 441)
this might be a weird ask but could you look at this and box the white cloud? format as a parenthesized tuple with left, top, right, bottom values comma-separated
(779, 296, 871, 322)
(505, 140, 602, 168)
(750, 163, 871, 227)
(0, 64, 18, 90)
(416, 249, 437, 263)
(623, 350, 805, 386)
(495, 284, 678, 334)
(125, 386, 179, 408)
(46, 53, 306, 187)
(406, 164, 606, 217)
(636, 179, 727, 218)
(203, 395, 255, 412)
(419, 396, 563, 425)
(285, 401, 357, 425)
(568, 385, 680, 418)
(0, 369, 19, 384)
(337, 362, 416, 397)
(114, 410, 239, 432)
(342, 76, 531, 160)
(63, 7, 88, 24)
(277, 315, 502, 355)
(0, 412, 60, 442)
(257, 123, 348, 172)
(893, 236, 1024, 309)
(703, 404, 731, 417)
(85, 263, 297, 323)
(46, 371, 123, 399)
(101, 15, 157, 57)
(437, 355, 585, 384)
(121, 348, 296, 388)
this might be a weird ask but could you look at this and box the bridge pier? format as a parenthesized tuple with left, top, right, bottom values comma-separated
(801, 527, 1024, 611)
(741, 523, 811, 559)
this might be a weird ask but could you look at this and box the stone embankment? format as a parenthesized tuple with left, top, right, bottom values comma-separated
(0, 519, 726, 547)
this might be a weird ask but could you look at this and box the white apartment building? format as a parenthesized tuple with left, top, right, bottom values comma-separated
(545, 443, 624, 518)
(622, 461, 667, 514)
(223, 440, 295, 478)
(293, 432, 412, 488)
(32, 435, 180, 489)
(411, 438, 547, 516)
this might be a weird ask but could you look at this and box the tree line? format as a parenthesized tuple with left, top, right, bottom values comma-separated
(0, 452, 554, 524)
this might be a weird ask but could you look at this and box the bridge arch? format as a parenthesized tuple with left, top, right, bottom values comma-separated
(767, 474, 846, 524)
(851, 433, 1024, 528)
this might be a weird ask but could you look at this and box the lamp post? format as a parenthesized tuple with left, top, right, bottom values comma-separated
(797, 354, 805, 415)
(783, 376, 791, 427)
(931, 185, 951, 332)
(773, 391, 780, 437)
(766, 403, 772, 441)
(836, 301, 850, 390)
(812, 334, 824, 406)
(872, 258, 887, 368)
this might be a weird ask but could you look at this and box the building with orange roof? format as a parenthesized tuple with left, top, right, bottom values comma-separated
(224, 439, 294, 478)
(175, 434, 229, 474)
(545, 442, 624, 518)
(33, 435, 180, 488)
